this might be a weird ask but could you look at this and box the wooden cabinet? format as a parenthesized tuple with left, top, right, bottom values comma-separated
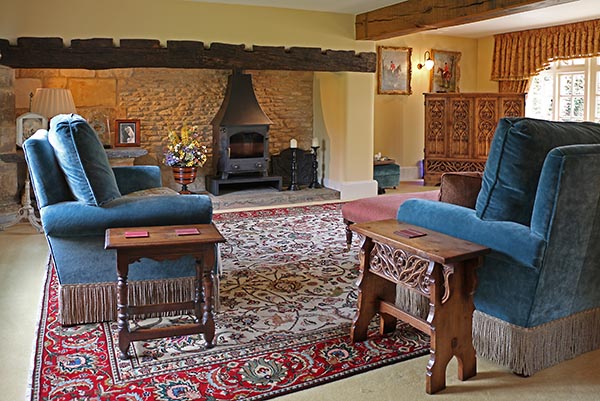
(423, 92, 525, 185)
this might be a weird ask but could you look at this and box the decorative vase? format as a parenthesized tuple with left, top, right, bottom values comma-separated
(172, 166, 198, 194)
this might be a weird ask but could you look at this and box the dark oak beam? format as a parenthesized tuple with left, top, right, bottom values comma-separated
(0, 37, 376, 73)
(356, 0, 578, 40)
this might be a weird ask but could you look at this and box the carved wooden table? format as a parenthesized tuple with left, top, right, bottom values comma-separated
(349, 219, 489, 394)
(105, 224, 225, 360)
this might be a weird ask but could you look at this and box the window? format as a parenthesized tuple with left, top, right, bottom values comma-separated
(526, 57, 600, 123)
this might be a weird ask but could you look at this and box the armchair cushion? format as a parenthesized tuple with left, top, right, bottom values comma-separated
(48, 114, 121, 206)
(438, 172, 482, 208)
(41, 194, 213, 237)
(112, 165, 163, 195)
(475, 118, 600, 226)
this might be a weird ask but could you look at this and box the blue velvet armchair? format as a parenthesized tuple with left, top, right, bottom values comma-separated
(24, 114, 213, 325)
(397, 117, 600, 376)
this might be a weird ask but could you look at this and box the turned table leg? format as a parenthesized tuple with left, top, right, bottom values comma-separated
(116, 254, 131, 360)
(199, 247, 216, 348)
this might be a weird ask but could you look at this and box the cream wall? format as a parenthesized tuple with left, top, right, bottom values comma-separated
(476, 36, 499, 92)
(1, 0, 379, 199)
(373, 33, 498, 178)
(0, 0, 372, 52)
(314, 72, 377, 198)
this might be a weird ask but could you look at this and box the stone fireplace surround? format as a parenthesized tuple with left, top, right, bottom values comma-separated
(0, 38, 376, 219)
(0, 66, 315, 215)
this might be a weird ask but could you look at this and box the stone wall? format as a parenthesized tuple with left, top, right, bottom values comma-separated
(14, 68, 314, 191)
(0, 66, 17, 217)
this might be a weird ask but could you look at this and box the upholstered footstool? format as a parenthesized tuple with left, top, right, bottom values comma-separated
(373, 162, 400, 193)
(341, 190, 440, 248)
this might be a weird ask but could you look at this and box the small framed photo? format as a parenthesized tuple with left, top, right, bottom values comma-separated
(114, 119, 140, 147)
(430, 49, 461, 93)
(17, 112, 48, 147)
(377, 46, 412, 95)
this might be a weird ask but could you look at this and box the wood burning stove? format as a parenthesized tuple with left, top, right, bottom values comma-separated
(207, 70, 282, 195)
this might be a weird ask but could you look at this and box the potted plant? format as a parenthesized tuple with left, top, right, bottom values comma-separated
(163, 125, 208, 194)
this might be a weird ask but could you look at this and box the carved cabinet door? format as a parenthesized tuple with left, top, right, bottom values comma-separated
(423, 92, 525, 186)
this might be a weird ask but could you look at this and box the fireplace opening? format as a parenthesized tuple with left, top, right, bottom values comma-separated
(229, 132, 265, 158)
(207, 70, 282, 195)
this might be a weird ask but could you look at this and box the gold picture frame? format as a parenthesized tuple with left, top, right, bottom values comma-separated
(377, 46, 412, 95)
(430, 49, 461, 93)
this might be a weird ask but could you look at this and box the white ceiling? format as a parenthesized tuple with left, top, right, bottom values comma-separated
(197, 0, 600, 38)
(194, 0, 403, 14)
(432, 0, 600, 38)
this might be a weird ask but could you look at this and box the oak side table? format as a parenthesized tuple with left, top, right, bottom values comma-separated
(105, 223, 226, 360)
(349, 219, 489, 394)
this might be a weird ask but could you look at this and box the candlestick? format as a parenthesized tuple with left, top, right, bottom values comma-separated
(289, 147, 299, 191)
(309, 146, 321, 188)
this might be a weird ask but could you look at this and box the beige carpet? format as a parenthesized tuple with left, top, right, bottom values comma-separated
(1, 185, 599, 400)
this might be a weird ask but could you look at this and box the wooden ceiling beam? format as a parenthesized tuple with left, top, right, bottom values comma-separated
(355, 0, 579, 40)
(0, 37, 376, 73)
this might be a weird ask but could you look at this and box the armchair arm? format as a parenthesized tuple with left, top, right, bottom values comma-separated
(397, 199, 545, 269)
(112, 166, 162, 195)
(41, 194, 212, 236)
(438, 172, 482, 208)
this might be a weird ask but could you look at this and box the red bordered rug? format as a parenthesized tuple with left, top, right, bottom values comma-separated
(29, 203, 429, 401)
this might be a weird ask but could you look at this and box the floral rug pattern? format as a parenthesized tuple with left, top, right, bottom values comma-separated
(30, 203, 429, 401)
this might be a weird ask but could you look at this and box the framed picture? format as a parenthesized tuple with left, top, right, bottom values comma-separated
(377, 46, 412, 95)
(430, 49, 461, 93)
(114, 119, 140, 147)
(17, 112, 48, 147)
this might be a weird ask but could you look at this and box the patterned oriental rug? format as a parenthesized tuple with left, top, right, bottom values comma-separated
(29, 203, 429, 401)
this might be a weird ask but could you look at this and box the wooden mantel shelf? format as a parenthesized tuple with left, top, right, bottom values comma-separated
(0, 37, 376, 73)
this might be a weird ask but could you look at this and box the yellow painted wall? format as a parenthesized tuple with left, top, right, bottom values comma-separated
(0, 0, 371, 52)
(314, 72, 376, 198)
(2, 0, 502, 195)
(373, 34, 499, 175)
(1, 0, 379, 198)
(477, 36, 499, 92)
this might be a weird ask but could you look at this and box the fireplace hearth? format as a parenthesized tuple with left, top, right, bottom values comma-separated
(207, 70, 282, 195)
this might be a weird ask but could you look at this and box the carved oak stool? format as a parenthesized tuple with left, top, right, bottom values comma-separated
(349, 219, 489, 394)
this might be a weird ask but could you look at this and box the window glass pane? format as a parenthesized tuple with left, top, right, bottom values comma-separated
(559, 97, 572, 120)
(573, 74, 585, 95)
(526, 74, 554, 120)
(597, 72, 600, 94)
(573, 97, 584, 119)
(572, 58, 585, 65)
(560, 75, 572, 95)
(595, 98, 600, 123)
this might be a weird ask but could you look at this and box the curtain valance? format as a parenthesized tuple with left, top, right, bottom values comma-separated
(492, 18, 600, 82)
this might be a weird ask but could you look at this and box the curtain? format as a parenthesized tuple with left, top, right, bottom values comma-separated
(492, 18, 600, 92)
(498, 79, 530, 93)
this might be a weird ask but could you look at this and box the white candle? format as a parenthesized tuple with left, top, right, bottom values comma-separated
(290, 138, 297, 148)
(312, 137, 319, 147)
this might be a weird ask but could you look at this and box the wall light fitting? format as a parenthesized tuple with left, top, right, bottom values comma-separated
(417, 51, 434, 70)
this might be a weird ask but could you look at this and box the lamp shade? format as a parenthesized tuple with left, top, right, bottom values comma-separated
(424, 58, 435, 70)
(31, 88, 77, 119)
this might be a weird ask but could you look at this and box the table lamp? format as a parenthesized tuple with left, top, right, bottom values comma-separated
(31, 88, 77, 121)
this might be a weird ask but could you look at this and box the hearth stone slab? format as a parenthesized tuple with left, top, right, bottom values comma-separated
(206, 175, 282, 196)
(209, 186, 340, 211)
